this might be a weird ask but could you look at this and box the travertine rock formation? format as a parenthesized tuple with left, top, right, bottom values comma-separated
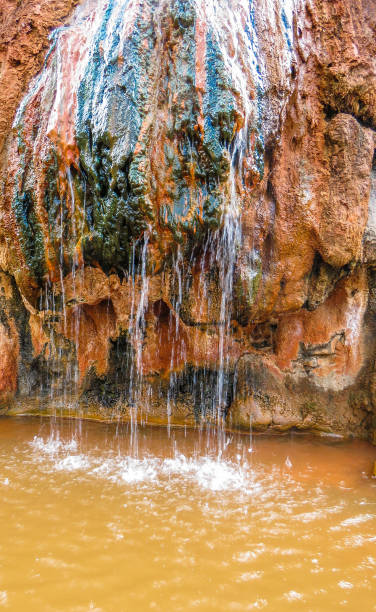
(0, 0, 376, 440)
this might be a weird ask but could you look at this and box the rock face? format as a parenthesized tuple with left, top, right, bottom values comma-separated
(0, 0, 376, 440)
(0, 0, 81, 156)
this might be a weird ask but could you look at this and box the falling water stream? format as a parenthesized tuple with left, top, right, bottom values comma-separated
(9, 0, 268, 423)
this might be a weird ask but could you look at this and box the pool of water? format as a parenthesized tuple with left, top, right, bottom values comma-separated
(0, 417, 375, 611)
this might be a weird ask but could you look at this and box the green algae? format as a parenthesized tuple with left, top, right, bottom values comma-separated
(10, 0, 266, 284)
(12, 190, 46, 284)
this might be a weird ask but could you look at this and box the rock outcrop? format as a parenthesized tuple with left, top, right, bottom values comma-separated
(0, 0, 376, 440)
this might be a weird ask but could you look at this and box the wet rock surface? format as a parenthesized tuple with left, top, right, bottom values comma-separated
(0, 0, 376, 440)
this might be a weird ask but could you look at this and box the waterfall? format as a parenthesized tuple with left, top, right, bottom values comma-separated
(4, 0, 294, 429)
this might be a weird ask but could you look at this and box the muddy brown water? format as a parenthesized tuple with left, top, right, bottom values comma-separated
(0, 416, 375, 611)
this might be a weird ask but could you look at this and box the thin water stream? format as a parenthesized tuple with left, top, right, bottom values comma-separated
(0, 417, 374, 611)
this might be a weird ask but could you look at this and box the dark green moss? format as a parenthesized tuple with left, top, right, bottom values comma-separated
(12, 190, 46, 283)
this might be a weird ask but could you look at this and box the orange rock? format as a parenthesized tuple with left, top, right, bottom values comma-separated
(0, 0, 376, 439)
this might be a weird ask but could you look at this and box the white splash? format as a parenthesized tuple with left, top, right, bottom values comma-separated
(29, 436, 253, 492)
(340, 514, 374, 527)
(283, 590, 304, 601)
(30, 434, 78, 455)
(0, 592, 7, 607)
(338, 581, 353, 590)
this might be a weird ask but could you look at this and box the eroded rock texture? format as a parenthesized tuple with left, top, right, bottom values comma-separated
(0, 0, 376, 440)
